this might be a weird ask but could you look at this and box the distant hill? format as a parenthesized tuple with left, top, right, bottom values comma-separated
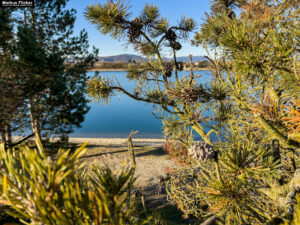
(96, 54, 207, 63)
(173, 56, 207, 62)
(96, 54, 145, 63)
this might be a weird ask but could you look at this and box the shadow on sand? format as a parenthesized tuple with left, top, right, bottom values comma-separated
(135, 147, 166, 157)
(81, 149, 128, 159)
(82, 145, 166, 159)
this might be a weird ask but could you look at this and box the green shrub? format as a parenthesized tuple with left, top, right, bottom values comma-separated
(0, 134, 145, 225)
(166, 132, 284, 224)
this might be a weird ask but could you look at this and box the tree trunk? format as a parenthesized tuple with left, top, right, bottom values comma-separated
(29, 98, 40, 138)
(1, 130, 5, 143)
(1, 123, 12, 149)
(5, 124, 12, 147)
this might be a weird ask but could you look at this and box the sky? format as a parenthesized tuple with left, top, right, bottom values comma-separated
(67, 0, 211, 57)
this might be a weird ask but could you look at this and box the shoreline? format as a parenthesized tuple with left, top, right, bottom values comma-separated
(88, 68, 127, 71)
(88, 67, 211, 72)
(68, 137, 164, 145)
(12, 136, 165, 146)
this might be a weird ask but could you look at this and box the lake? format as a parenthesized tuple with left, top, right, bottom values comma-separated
(72, 70, 212, 138)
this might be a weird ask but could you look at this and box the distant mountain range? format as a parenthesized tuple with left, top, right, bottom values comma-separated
(174, 56, 207, 62)
(96, 54, 145, 63)
(96, 54, 207, 63)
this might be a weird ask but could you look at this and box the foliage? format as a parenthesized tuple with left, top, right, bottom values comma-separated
(83, 0, 300, 224)
(0, 134, 144, 225)
(84, 0, 224, 146)
(282, 98, 300, 142)
(87, 75, 115, 104)
(282, 195, 300, 225)
(0, 0, 98, 147)
(194, 0, 299, 149)
(163, 1, 300, 221)
(163, 141, 190, 164)
(0, 8, 28, 147)
(166, 131, 285, 224)
(196, 60, 211, 68)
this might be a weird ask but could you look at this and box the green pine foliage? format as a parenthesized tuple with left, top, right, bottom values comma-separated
(84, 1, 299, 224)
(194, 0, 299, 149)
(0, 0, 98, 146)
(166, 130, 284, 224)
(0, 8, 28, 148)
(167, 0, 300, 223)
(85, 0, 221, 146)
(0, 134, 144, 225)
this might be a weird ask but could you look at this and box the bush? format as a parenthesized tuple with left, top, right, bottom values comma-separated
(0, 134, 145, 225)
(163, 141, 190, 165)
(166, 132, 285, 224)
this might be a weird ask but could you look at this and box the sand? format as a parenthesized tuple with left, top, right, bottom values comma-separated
(12, 136, 164, 146)
(78, 136, 183, 209)
(74, 137, 181, 187)
(68, 137, 164, 146)
(12, 135, 182, 208)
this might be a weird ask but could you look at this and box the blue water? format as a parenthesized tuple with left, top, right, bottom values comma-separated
(72, 70, 212, 138)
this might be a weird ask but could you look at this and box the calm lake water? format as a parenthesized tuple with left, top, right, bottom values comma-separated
(72, 70, 212, 138)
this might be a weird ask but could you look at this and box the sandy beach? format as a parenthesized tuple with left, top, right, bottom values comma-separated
(68, 137, 164, 146)
(13, 136, 164, 145)
(12, 136, 180, 200)
(70, 136, 182, 207)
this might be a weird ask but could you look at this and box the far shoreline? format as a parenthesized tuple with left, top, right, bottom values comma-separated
(88, 67, 212, 72)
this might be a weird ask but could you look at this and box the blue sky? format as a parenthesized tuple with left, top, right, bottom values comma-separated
(67, 0, 211, 57)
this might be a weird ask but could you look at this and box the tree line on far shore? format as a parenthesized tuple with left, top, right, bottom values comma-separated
(90, 59, 211, 70)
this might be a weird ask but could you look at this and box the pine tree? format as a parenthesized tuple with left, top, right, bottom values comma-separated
(165, 0, 299, 223)
(0, 8, 28, 148)
(85, 0, 299, 224)
(85, 0, 227, 145)
(3, 0, 97, 142)
(194, 0, 299, 149)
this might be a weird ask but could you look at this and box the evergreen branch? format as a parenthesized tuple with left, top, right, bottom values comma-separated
(172, 48, 179, 82)
(10, 133, 35, 148)
(257, 115, 300, 148)
(110, 86, 179, 115)
(200, 215, 218, 225)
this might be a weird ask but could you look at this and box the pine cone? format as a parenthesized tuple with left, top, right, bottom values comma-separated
(163, 62, 174, 77)
(175, 61, 184, 71)
(128, 18, 143, 43)
(169, 40, 182, 51)
(165, 29, 177, 42)
(188, 141, 217, 162)
(180, 87, 199, 104)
